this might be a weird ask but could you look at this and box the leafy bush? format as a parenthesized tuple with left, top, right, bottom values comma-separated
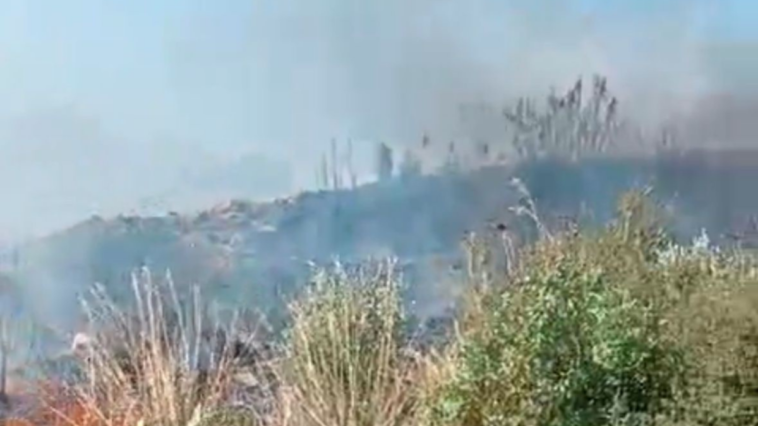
(430, 191, 758, 426)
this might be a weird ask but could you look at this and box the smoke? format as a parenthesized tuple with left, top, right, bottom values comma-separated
(191, 0, 755, 178)
(1, 0, 754, 239)
(1, 0, 757, 370)
(259, 2, 708, 130)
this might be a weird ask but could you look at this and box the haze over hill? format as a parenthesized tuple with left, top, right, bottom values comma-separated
(0, 107, 293, 241)
(0, 0, 756, 369)
(1, 0, 757, 242)
(0, 2, 758, 423)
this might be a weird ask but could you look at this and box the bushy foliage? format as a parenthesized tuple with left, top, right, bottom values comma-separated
(430, 191, 758, 426)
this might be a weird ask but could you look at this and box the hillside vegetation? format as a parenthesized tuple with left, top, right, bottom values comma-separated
(5, 191, 758, 425)
(3, 77, 758, 424)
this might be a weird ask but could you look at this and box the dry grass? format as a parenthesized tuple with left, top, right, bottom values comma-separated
(28, 269, 270, 426)
(276, 260, 423, 426)
(9, 261, 428, 426)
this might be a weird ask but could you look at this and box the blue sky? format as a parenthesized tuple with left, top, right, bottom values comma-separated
(699, 0, 758, 40)
(0, 0, 756, 238)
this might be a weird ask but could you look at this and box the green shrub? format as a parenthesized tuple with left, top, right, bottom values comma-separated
(431, 191, 758, 426)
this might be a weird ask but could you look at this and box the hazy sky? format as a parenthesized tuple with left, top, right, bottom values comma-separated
(0, 0, 756, 240)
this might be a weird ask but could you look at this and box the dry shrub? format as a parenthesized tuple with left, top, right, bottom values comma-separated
(40, 269, 267, 426)
(277, 260, 423, 426)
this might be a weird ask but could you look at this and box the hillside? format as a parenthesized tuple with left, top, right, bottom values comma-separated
(9, 149, 758, 336)
(9, 165, 517, 331)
